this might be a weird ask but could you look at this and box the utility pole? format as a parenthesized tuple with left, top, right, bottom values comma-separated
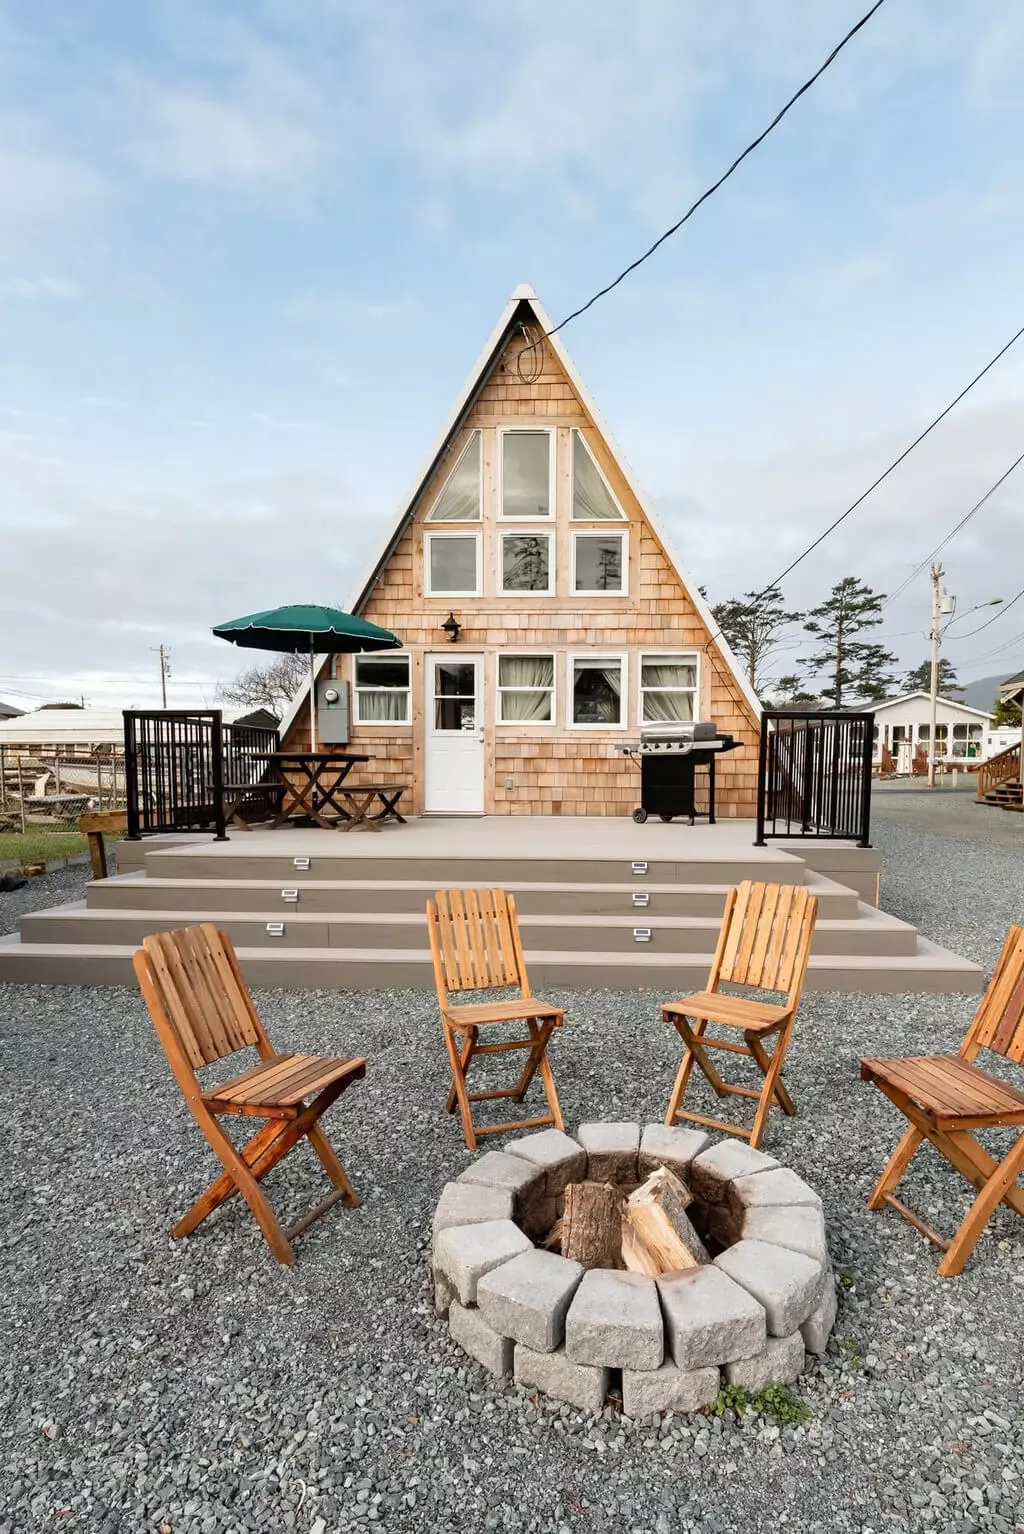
(152, 645, 171, 709)
(927, 565, 956, 788)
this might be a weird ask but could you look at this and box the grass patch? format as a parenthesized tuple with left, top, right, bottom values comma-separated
(709, 1382, 811, 1426)
(0, 830, 89, 867)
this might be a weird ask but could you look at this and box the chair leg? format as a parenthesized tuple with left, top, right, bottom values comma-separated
(866, 1124, 925, 1210)
(181, 1109, 295, 1264)
(511, 1018, 564, 1132)
(445, 1028, 477, 1115)
(945, 1130, 1024, 1216)
(307, 1125, 359, 1207)
(443, 1021, 478, 1150)
(747, 1032, 797, 1116)
(665, 1014, 728, 1126)
(173, 1118, 289, 1237)
(939, 1133, 1024, 1278)
(747, 1022, 795, 1150)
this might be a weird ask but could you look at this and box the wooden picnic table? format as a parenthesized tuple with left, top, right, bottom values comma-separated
(265, 752, 370, 829)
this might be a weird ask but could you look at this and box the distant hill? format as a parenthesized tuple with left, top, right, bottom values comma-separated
(962, 670, 1022, 714)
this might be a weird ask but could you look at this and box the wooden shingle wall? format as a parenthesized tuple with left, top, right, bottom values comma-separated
(284, 325, 761, 817)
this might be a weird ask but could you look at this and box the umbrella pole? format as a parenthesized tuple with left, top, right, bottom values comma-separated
(309, 639, 317, 752)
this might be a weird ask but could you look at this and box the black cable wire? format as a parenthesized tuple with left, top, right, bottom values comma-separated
(950, 584, 1024, 641)
(544, 0, 888, 339)
(884, 448, 1024, 607)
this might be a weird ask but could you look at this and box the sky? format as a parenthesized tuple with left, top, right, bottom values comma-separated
(2, 0, 1024, 712)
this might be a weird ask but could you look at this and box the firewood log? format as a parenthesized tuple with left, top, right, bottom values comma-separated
(622, 1165, 708, 1274)
(561, 1180, 625, 1268)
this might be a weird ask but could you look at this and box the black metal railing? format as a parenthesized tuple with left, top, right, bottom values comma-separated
(755, 710, 874, 847)
(124, 710, 279, 840)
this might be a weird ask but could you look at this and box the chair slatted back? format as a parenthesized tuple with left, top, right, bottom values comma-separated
(427, 889, 526, 998)
(964, 925, 1024, 1065)
(715, 881, 818, 1000)
(139, 923, 267, 1070)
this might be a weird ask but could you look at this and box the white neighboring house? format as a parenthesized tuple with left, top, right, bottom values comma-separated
(871, 692, 991, 773)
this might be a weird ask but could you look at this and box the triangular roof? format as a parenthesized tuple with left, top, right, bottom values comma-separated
(873, 690, 992, 719)
(281, 285, 761, 735)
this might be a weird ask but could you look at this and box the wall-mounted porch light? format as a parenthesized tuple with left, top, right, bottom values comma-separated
(441, 612, 461, 643)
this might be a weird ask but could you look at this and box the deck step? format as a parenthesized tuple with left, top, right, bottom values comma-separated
(20, 898, 915, 956)
(0, 933, 984, 993)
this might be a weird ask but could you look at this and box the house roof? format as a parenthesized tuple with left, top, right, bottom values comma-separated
(280, 285, 761, 737)
(0, 699, 24, 718)
(999, 669, 1024, 703)
(872, 690, 992, 720)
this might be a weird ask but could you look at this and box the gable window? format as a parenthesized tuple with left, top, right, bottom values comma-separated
(571, 430, 626, 520)
(500, 428, 552, 519)
(500, 531, 553, 594)
(570, 655, 625, 727)
(572, 530, 628, 595)
(427, 431, 482, 521)
(498, 654, 555, 723)
(354, 655, 411, 724)
(639, 653, 698, 724)
(425, 531, 480, 596)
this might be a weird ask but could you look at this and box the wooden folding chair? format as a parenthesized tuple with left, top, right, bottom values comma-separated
(661, 881, 818, 1149)
(134, 923, 367, 1265)
(862, 925, 1024, 1277)
(426, 889, 565, 1150)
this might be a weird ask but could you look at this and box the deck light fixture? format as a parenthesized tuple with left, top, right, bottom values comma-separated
(441, 612, 461, 643)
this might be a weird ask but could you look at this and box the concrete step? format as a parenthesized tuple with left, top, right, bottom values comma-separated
(84, 867, 861, 920)
(0, 933, 985, 993)
(19, 899, 917, 956)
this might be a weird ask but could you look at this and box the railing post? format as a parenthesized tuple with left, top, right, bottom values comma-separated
(754, 712, 768, 846)
(211, 711, 227, 841)
(123, 710, 141, 839)
(859, 712, 874, 847)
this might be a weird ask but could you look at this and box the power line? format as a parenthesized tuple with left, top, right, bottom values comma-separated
(545, 0, 889, 338)
(884, 448, 1024, 607)
(949, 584, 1024, 641)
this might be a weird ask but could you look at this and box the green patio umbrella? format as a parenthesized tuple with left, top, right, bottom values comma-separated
(213, 603, 401, 750)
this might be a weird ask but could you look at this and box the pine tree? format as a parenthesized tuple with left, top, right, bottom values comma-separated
(992, 695, 1022, 729)
(803, 576, 898, 708)
(902, 657, 962, 697)
(710, 586, 803, 693)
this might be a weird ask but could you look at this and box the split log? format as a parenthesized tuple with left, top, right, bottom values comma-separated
(561, 1180, 625, 1268)
(622, 1165, 709, 1275)
(542, 1218, 563, 1251)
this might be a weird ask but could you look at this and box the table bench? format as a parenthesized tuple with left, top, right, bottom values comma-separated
(78, 810, 128, 880)
(335, 783, 409, 832)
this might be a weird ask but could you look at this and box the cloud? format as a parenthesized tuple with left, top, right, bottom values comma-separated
(0, 275, 78, 300)
(0, 117, 99, 226)
(134, 88, 319, 180)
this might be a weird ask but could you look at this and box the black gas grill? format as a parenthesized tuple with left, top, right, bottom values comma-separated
(616, 724, 739, 824)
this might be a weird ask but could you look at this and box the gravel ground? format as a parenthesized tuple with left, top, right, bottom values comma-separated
(2, 799, 1023, 1534)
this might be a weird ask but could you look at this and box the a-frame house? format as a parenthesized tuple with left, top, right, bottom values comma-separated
(281, 285, 762, 818)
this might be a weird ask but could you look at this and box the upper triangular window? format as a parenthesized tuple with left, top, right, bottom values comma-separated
(571, 430, 626, 520)
(427, 431, 482, 521)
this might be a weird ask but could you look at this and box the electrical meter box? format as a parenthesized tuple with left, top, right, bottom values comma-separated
(316, 678, 350, 744)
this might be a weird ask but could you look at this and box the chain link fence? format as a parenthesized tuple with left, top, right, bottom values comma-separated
(0, 750, 127, 867)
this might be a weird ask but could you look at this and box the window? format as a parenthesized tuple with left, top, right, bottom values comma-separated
(570, 655, 625, 727)
(427, 431, 481, 521)
(500, 531, 553, 594)
(498, 654, 555, 723)
(432, 661, 477, 731)
(573, 530, 628, 594)
(500, 429, 552, 518)
(639, 653, 698, 724)
(354, 655, 410, 724)
(571, 429, 625, 520)
(425, 531, 480, 596)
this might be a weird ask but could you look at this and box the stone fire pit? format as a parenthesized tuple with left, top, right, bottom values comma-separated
(431, 1124, 837, 1417)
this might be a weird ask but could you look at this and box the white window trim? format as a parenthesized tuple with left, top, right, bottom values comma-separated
(496, 650, 558, 727)
(353, 653, 412, 727)
(497, 528, 555, 597)
(424, 529, 482, 597)
(425, 429, 483, 522)
(637, 648, 701, 726)
(497, 425, 556, 521)
(570, 428, 627, 521)
(571, 528, 630, 597)
(566, 651, 628, 730)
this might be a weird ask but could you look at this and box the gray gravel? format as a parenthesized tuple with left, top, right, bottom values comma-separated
(2, 797, 1024, 1533)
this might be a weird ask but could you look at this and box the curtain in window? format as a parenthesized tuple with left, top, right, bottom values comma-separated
(573, 662, 622, 723)
(502, 432, 550, 518)
(499, 656, 553, 720)
(572, 431, 623, 519)
(641, 661, 696, 722)
(358, 690, 408, 722)
(643, 687, 694, 722)
(428, 433, 481, 520)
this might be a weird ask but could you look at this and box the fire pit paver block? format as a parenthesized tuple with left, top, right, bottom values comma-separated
(622, 1361, 720, 1418)
(457, 1150, 546, 1200)
(514, 1344, 609, 1414)
(689, 1141, 779, 1204)
(565, 1269, 663, 1371)
(741, 1204, 828, 1264)
(433, 1268, 456, 1319)
(638, 1124, 710, 1181)
(800, 1278, 838, 1355)
(435, 1219, 533, 1305)
(715, 1240, 825, 1337)
(658, 1266, 766, 1370)
(724, 1331, 805, 1391)
(448, 1301, 513, 1378)
(503, 1130, 587, 1196)
(577, 1121, 641, 1187)
(432, 1182, 515, 1245)
(727, 1167, 822, 1212)
(477, 1249, 585, 1353)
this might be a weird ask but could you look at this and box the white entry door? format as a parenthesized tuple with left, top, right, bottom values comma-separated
(424, 654, 485, 814)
